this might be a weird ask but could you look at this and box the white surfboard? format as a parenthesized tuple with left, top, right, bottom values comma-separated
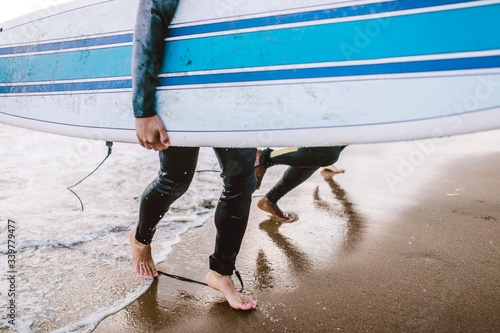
(1, 0, 500, 147)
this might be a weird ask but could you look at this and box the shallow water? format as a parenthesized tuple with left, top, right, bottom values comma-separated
(0, 124, 223, 332)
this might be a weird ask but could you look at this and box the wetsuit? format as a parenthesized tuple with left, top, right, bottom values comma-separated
(132, 0, 256, 275)
(258, 146, 346, 204)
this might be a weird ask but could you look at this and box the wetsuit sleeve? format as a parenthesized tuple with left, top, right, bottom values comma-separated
(132, 0, 179, 118)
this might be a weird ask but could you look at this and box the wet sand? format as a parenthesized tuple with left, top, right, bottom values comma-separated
(95, 131, 500, 333)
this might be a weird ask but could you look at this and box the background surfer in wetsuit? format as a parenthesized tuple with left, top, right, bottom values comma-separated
(255, 146, 346, 221)
(129, 0, 257, 311)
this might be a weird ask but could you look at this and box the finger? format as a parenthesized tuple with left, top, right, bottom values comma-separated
(150, 133, 169, 151)
(153, 142, 169, 151)
(149, 143, 164, 151)
(137, 136, 146, 148)
(137, 136, 155, 150)
(143, 136, 161, 151)
(159, 129, 170, 148)
(156, 144, 169, 151)
(143, 142, 156, 151)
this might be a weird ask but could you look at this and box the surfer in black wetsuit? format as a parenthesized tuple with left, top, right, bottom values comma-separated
(255, 146, 346, 221)
(129, 0, 257, 310)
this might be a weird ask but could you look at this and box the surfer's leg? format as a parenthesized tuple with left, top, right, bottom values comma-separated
(255, 146, 345, 189)
(206, 148, 257, 310)
(131, 147, 199, 278)
(260, 146, 346, 168)
(266, 166, 318, 203)
(257, 166, 318, 222)
(132, 0, 179, 118)
(256, 146, 346, 220)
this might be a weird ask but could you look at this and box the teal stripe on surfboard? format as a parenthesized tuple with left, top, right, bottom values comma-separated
(161, 4, 500, 73)
(1, 3, 500, 84)
(1, 46, 132, 83)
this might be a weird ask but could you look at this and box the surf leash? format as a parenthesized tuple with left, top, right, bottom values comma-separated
(195, 169, 220, 173)
(157, 268, 244, 291)
(67, 141, 114, 211)
(55, 242, 233, 289)
(234, 268, 245, 292)
(157, 270, 208, 287)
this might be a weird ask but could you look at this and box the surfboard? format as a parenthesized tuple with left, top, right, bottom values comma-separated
(1, 0, 500, 147)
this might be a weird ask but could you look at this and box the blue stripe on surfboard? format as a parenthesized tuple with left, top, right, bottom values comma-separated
(161, 4, 500, 74)
(158, 55, 500, 87)
(167, 0, 483, 38)
(2, 3, 500, 84)
(0, 34, 133, 56)
(2, 55, 499, 94)
(0, 0, 484, 56)
(1, 46, 132, 83)
(0, 79, 131, 94)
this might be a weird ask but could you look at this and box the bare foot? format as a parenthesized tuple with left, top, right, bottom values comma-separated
(257, 196, 296, 222)
(254, 149, 267, 190)
(129, 228, 158, 279)
(206, 270, 257, 310)
(322, 165, 345, 174)
(321, 165, 345, 180)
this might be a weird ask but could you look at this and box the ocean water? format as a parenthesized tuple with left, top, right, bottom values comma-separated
(0, 124, 223, 332)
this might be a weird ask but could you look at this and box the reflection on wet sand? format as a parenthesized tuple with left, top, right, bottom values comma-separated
(258, 219, 312, 273)
(318, 169, 366, 254)
(123, 273, 256, 330)
(254, 249, 275, 290)
(124, 279, 163, 331)
(257, 169, 366, 281)
(123, 278, 207, 330)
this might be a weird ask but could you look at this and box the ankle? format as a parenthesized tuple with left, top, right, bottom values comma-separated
(258, 148, 273, 166)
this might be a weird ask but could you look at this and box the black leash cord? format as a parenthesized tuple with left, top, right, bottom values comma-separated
(57, 243, 209, 287)
(56, 243, 244, 290)
(61, 141, 246, 290)
(67, 141, 113, 211)
(157, 270, 208, 287)
(158, 268, 244, 291)
(234, 268, 244, 292)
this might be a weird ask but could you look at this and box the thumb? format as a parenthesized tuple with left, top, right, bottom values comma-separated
(159, 128, 170, 147)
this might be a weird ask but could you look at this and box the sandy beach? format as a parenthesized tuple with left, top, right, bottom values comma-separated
(94, 130, 500, 333)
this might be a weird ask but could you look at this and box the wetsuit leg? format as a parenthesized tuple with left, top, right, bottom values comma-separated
(132, 0, 179, 118)
(135, 147, 199, 244)
(266, 166, 319, 203)
(262, 146, 346, 203)
(259, 146, 346, 168)
(209, 148, 257, 275)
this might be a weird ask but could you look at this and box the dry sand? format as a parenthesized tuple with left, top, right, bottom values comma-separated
(95, 131, 500, 333)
